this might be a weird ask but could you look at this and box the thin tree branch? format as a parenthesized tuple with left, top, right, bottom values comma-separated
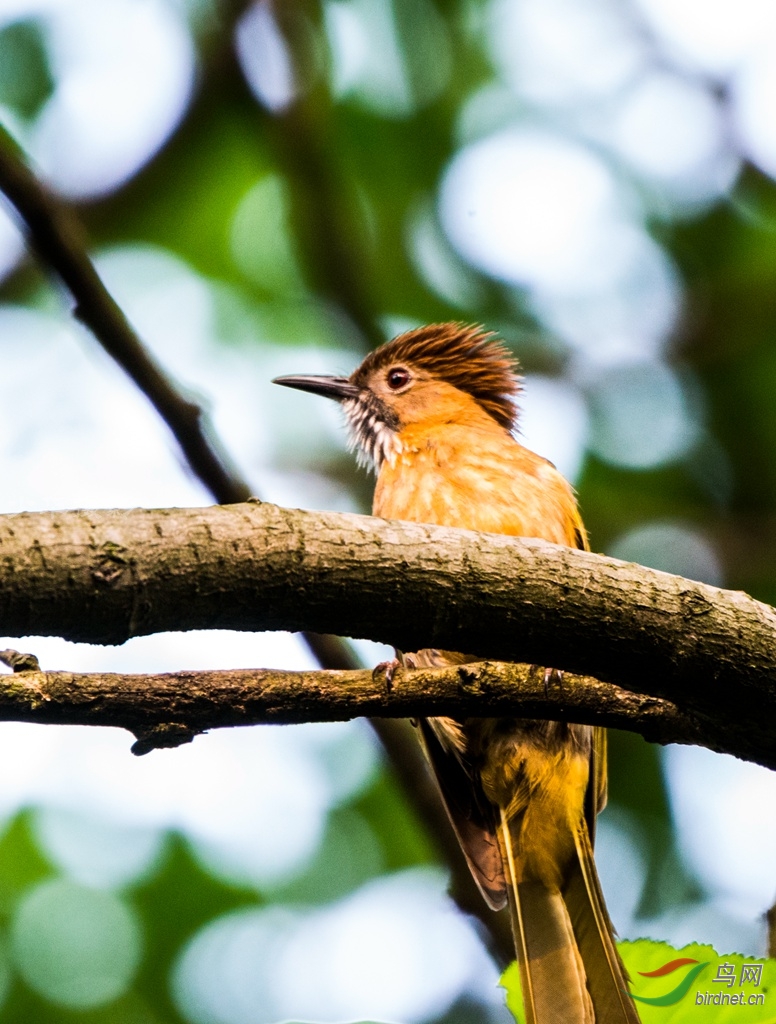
(767, 904, 776, 960)
(0, 659, 712, 758)
(0, 501, 774, 765)
(0, 125, 250, 507)
(265, 0, 383, 349)
(0, 125, 487, 954)
(367, 716, 513, 963)
(0, 645, 745, 965)
(225, 7, 513, 951)
(0, 126, 360, 671)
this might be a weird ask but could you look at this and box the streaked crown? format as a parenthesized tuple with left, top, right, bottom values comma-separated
(354, 323, 521, 433)
(273, 322, 522, 470)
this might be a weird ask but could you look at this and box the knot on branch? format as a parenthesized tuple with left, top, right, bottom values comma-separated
(456, 664, 484, 692)
(0, 649, 40, 672)
(681, 588, 713, 617)
(130, 722, 201, 757)
(92, 541, 129, 587)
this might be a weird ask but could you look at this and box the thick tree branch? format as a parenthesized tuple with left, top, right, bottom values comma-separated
(0, 501, 774, 765)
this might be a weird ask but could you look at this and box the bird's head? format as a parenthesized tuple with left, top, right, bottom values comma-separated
(273, 323, 522, 470)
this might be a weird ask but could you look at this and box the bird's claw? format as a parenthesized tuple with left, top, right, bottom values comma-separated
(542, 666, 563, 697)
(374, 658, 401, 690)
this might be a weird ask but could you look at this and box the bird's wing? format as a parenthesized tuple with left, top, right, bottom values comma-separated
(416, 716, 507, 910)
(585, 726, 608, 844)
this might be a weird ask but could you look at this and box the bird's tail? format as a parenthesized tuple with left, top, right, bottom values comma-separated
(501, 815, 640, 1024)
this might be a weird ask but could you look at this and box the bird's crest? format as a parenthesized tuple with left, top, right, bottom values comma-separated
(353, 323, 522, 432)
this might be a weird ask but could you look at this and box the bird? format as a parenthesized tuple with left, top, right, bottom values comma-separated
(274, 322, 640, 1024)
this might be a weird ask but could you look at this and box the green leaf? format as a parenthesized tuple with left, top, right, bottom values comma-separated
(501, 939, 776, 1023)
(501, 960, 523, 1023)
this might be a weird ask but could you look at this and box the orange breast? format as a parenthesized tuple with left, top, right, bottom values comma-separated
(373, 420, 585, 549)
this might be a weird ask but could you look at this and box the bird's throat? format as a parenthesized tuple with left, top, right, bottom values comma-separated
(342, 394, 402, 471)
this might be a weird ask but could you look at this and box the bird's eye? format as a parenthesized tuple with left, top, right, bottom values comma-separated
(387, 367, 410, 390)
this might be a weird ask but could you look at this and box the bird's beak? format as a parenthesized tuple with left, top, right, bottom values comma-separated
(272, 374, 359, 402)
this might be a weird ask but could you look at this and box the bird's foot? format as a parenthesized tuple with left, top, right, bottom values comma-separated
(541, 666, 563, 697)
(373, 658, 401, 690)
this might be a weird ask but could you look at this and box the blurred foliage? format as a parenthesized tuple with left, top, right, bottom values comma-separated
(0, 21, 53, 120)
(1, 0, 776, 1020)
(0, 767, 437, 1024)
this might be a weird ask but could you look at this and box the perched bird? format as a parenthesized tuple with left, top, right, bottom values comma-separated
(274, 323, 639, 1024)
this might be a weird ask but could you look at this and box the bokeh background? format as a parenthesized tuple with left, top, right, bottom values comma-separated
(0, 0, 776, 1021)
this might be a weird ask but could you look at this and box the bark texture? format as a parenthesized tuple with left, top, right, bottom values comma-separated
(0, 658, 718, 756)
(0, 501, 774, 763)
